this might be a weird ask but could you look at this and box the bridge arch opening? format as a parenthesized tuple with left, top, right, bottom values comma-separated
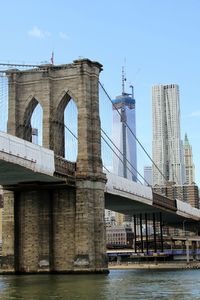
(31, 103, 43, 145)
(22, 97, 43, 144)
(64, 99, 78, 161)
(54, 91, 78, 161)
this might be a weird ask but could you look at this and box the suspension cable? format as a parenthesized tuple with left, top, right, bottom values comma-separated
(64, 124, 110, 173)
(101, 135, 143, 185)
(0, 63, 40, 68)
(65, 125, 145, 182)
(101, 128, 150, 185)
(64, 124, 77, 140)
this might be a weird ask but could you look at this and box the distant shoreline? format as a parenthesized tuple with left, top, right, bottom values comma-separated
(108, 262, 200, 270)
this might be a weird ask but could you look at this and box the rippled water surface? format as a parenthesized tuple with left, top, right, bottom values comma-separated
(0, 269, 200, 299)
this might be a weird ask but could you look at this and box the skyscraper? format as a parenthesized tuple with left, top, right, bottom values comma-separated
(105, 209, 116, 225)
(112, 69, 137, 181)
(184, 133, 195, 184)
(32, 128, 39, 144)
(144, 166, 153, 186)
(152, 84, 185, 186)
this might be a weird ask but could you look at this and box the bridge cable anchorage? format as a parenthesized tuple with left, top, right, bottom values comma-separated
(63, 124, 110, 173)
(99, 81, 168, 183)
(101, 128, 149, 185)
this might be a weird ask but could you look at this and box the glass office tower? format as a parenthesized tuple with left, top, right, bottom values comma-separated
(112, 91, 137, 181)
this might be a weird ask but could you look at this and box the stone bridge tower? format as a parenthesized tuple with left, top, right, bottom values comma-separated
(2, 59, 107, 273)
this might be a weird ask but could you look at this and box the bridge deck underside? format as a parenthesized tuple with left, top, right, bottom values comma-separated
(105, 193, 194, 225)
(0, 160, 62, 187)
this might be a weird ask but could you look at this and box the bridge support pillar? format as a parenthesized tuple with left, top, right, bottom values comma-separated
(1, 188, 77, 273)
(186, 240, 190, 263)
(1, 191, 15, 272)
(15, 191, 41, 272)
(192, 240, 197, 261)
(74, 180, 107, 272)
(51, 188, 76, 272)
(1, 183, 107, 274)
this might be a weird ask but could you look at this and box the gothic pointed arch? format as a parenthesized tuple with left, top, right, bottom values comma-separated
(64, 98, 78, 161)
(21, 96, 42, 142)
(55, 89, 78, 113)
(52, 90, 78, 158)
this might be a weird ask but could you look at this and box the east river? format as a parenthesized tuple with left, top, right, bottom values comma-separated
(0, 269, 200, 299)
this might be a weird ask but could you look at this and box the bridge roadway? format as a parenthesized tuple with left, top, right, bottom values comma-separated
(0, 131, 200, 225)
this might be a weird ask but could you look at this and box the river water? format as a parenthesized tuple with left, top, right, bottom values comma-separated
(0, 269, 200, 299)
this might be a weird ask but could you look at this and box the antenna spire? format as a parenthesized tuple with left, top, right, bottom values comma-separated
(50, 51, 54, 65)
(122, 66, 126, 95)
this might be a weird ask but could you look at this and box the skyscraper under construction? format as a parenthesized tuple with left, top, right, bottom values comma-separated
(112, 68, 137, 181)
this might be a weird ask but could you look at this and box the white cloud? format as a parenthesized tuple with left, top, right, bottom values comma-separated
(28, 26, 51, 38)
(59, 32, 69, 40)
(189, 110, 200, 117)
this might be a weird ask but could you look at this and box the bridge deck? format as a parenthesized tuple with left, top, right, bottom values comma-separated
(105, 173, 200, 224)
(0, 132, 200, 224)
(0, 131, 75, 188)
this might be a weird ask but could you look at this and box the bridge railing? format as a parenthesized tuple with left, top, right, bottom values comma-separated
(0, 131, 55, 175)
(176, 199, 200, 219)
(54, 155, 76, 184)
(152, 192, 177, 212)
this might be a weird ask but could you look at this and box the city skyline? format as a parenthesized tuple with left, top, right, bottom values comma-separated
(1, 1, 200, 294)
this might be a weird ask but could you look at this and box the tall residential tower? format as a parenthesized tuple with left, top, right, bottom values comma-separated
(184, 133, 195, 184)
(112, 68, 137, 181)
(152, 84, 185, 186)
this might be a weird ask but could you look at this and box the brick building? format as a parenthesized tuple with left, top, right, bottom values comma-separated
(153, 183, 199, 209)
(106, 225, 134, 248)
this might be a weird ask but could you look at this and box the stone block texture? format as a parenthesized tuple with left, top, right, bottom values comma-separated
(2, 59, 107, 273)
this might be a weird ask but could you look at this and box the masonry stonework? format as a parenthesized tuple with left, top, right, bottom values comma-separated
(1, 191, 15, 272)
(1, 59, 107, 273)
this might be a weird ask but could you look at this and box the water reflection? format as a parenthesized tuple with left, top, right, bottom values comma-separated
(0, 270, 200, 299)
(0, 274, 108, 300)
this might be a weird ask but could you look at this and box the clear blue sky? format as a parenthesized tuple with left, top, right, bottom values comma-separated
(0, 0, 200, 185)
